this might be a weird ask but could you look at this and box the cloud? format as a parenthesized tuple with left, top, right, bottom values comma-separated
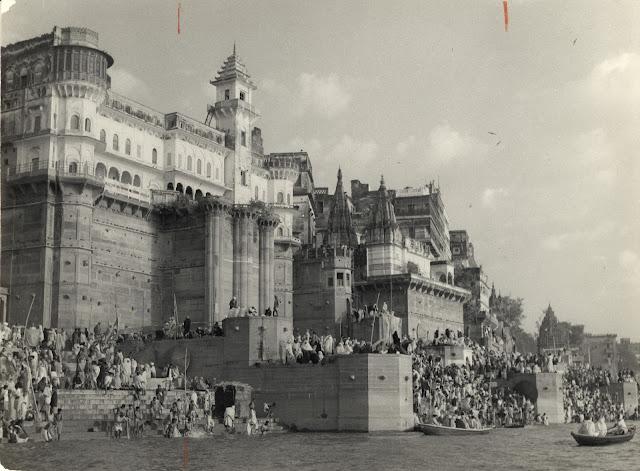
(286, 135, 378, 187)
(541, 222, 617, 251)
(428, 123, 487, 164)
(1, 0, 16, 14)
(109, 68, 152, 102)
(296, 73, 352, 118)
(587, 53, 640, 111)
(481, 187, 509, 209)
(619, 250, 640, 286)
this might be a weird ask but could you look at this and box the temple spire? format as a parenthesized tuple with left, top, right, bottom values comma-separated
(327, 168, 357, 247)
(233, 41, 236, 55)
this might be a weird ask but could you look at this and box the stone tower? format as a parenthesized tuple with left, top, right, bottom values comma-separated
(209, 46, 260, 204)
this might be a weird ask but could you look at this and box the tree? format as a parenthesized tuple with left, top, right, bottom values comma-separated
(491, 295, 524, 329)
(510, 326, 537, 354)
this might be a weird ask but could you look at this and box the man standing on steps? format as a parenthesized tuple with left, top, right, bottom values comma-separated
(53, 408, 63, 440)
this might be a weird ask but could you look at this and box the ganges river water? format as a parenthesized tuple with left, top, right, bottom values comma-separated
(1, 423, 638, 471)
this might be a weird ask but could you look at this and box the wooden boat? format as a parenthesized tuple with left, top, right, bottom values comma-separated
(417, 423, 493, 436)
(504, 423, 526, 429)
(571, 427, 636, 446)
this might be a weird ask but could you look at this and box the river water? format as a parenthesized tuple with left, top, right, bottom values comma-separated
(0, 423, 638, 471)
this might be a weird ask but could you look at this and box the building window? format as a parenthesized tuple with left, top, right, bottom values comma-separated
(125, 139, 131, 155)
(133, 175, 141, 187)
(113, 134, 119, 151)
(207, 162, 211, 178)
(327, 276, 334, 287)
(241, 170, 247, 186)
(152, 148, 158, 164)
(197, 159, 202, 174)
(225, 89, 230, 100)
(100, 129, 106, 142)
(239, 91, 245, 101)
(277, 192, 284, 203)
(34, 116, 41, 132)
(254, 186, 259, 200)
(241, 131, 246, 147)
(337, 272, 344, 287)
(70, 115, 80, 130)
(346, 273, 351, 285)
(278, 227, 284, 237)
(187, 155, 193, 171)
(68, 162, 78, 174)
(167, 153, 173, 166)
(84, 118, 91, 132)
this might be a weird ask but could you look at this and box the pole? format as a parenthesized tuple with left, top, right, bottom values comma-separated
(23, 293, 36, 334)
(184, 346, 188, 395)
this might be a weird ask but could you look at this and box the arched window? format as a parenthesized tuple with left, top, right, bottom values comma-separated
(185, 186, 193, 198)
(84, 118, 91, 132)
(108, 167, 119, 180)
(68, 162, 78, 174)
(133, 175, 141, 187)
(125, 138, 131, 155)
(70, 115, 80, 130)
(167, 182, 174, 190)
(113, 134, 119, 151)
(255, 186, 259, 200)
(152, 148, 158, 164)
(100, 129, 106, 142)
(277, 192, 284, 204)
(195, 189, 203, 200)
(197, 159, 202, 175)
(206, 163, 212, 178)
(121, 171, 132, 185)
(95, 162, 107, 179)
(287, 193, 291, 205)
(278, 227, 284, 237)
(439, 274, 446, 283)
(447, 273, 453, 285)
(176, 183, 184, 193)
(187, 155, 193, 171)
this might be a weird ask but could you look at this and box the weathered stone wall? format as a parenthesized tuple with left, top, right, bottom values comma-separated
(509, 372, 565, 424)
(604, 382, 638, 416)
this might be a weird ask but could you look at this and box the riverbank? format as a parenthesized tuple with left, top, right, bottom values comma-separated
(1, 423, 638, 471)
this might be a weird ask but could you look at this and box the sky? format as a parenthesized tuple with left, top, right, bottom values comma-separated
(3, 0, 639, 339)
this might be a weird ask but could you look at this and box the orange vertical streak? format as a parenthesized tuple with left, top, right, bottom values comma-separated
(503, 0, 509, 32)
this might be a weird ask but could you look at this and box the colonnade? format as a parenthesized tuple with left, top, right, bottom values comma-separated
(203, 200, 279, 326)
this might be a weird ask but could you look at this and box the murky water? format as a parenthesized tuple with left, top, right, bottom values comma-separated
(1, 423, 638, 471)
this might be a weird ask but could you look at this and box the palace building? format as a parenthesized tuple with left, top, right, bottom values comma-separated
(1, 26, 469, 340)
(1, 27, 301, 330)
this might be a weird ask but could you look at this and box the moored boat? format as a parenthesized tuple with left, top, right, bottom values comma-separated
(417, 423, 493, 436)
(571, 427, 636, 446)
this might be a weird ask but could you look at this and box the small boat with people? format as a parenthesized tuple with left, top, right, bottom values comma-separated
(417, 423, 493, 436)
(571, 426, 636, 446)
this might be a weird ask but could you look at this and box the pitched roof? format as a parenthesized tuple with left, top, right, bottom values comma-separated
(211, 45, 256, 88)
(327, 168, 357, 247)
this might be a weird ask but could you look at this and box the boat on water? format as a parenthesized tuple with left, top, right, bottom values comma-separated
(417, 423, 493, 436)
(504, 423, 526, 429)
(571, 427, 636, 446)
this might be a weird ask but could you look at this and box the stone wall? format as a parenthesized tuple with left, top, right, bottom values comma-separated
(508, 372, 565, 424)
(604, 382, 638, 416)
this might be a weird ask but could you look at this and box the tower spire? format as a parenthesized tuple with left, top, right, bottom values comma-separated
(233, 41, 236, 55)
(327, 168, 357, 248)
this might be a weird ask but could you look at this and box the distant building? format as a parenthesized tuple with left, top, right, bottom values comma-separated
(581, 334, 619, 375)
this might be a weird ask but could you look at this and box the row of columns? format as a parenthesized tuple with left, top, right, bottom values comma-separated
(204, 202, 279, 326)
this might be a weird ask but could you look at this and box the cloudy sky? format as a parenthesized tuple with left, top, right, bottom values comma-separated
(3, 0, 639, 339)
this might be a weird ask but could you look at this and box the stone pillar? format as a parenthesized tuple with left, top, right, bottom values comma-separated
(204, 205, 225, 326)
(239, 214, 250, 310)
(258, 224, 267, 314)
(267, 226, 275, 312)
(232, 213, 242, 312)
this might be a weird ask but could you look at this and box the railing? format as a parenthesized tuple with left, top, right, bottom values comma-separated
(275, 235, 301, 246)
(103, 179, 150, 203)
(7, 159, 151, 204)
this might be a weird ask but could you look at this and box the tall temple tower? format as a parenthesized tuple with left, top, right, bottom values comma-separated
(327, 168, 358, 248)
(209, 46, 260, 204)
